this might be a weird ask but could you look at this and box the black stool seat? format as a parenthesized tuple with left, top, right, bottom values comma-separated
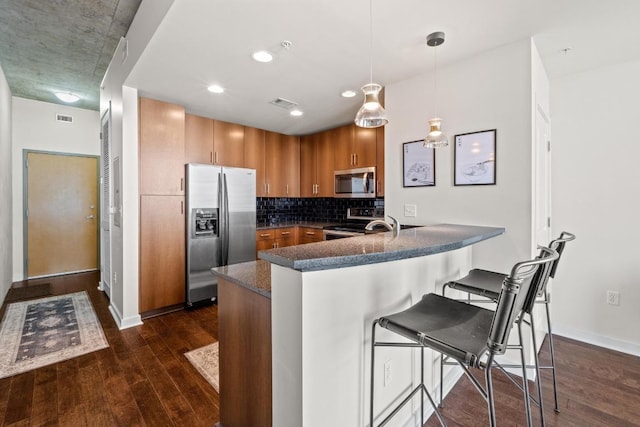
(446, 269, 504, 299)
(380, 294, 494, 367)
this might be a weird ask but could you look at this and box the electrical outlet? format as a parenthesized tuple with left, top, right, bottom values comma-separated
(404, 204, 417, 217)
(606, 290, 620, 306)
(384, 360, 392, 387)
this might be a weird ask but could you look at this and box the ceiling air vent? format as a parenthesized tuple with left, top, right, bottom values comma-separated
(56, 113, 73, 124)
(270, 97, 298, 110)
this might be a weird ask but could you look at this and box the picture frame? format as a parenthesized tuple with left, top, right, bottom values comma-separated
(454, 129, 496, 186)
(403, 140, 435, 187)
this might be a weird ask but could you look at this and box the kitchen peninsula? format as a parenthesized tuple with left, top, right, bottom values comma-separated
(212, 223, 504, 427)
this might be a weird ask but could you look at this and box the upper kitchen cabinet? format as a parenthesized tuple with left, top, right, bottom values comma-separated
(300, 132, 334, 197)
(244, 126, 267, 197)
(139, 97, 185, 195)
(376, 126, 385, 196)
(185, 114, 213, 164)
(213, 120, 245, 167)
(333, 124, 377, 171)
(265, 131, 300, 197)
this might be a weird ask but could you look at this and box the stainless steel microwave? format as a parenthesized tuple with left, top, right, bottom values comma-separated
(334, 167, 376, 198)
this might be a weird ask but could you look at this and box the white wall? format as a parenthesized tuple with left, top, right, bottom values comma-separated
(100, 0, 174, 328)
(385, 39, 534, 271)
(11, 97, 100, 281)
(551, 60, 640, 355)
(0, 65, 12, 304)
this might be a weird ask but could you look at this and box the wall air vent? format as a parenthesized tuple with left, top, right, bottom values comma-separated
(270, 97, 298, 110)
(56, 113, 73, 124)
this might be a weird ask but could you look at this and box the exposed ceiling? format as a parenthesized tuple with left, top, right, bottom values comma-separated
(0, 0, 141, 111)
(2, 0, 640, 135)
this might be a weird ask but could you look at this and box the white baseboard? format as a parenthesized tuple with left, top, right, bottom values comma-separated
(108, 303, 143, 330)
(553, 325, 640, 357)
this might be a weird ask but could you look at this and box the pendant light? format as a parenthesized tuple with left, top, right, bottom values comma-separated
(424, 31, 448, 148)
(354, 0, 388, 128)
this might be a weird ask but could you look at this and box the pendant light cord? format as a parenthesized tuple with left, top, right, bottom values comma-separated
(369, 0, 373, 85)
(433, 43, 438, 116)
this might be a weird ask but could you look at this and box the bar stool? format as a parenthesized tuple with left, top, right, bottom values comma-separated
(441, 231, 575, 419)
(369, 246, 559, 427)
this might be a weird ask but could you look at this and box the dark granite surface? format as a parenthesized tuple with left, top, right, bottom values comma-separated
(256, 221, 333, 230)
(258, 224, 505, 272)
(211, 260, 272, 298)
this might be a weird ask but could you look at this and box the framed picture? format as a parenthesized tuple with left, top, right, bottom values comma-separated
(403, 140, 435, 187)
(454, 129, 496, 185)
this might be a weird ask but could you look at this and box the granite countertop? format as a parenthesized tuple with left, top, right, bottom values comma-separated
(258, 223, 505, 272)
(211, 260, 272, 298)
(256, 221, 334, 230)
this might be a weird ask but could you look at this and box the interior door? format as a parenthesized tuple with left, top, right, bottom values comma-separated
(534, 105, 552, 249)
(26, 151, 99, 278)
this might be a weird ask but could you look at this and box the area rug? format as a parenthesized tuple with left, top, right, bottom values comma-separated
(185, 342, 219, 392)
(0, 291, 108, 379)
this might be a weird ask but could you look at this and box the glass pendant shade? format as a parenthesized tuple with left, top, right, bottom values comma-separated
(423, 117, 448, 148)
(354, 83, 388, 128)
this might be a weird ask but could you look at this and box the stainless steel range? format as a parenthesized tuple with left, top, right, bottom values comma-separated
(322, 208, 387, 240)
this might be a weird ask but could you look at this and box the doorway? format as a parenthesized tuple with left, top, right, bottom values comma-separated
(24, 151, 99, 278)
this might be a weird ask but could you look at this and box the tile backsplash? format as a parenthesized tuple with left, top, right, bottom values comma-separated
(257, 197, 384, 227)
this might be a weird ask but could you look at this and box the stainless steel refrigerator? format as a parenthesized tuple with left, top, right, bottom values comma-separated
(185, 163, 256, 307)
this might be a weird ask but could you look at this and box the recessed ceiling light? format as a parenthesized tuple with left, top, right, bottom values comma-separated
(341, 90, 357, 98)
(252, 50, 273, 63)
(207, 84, 225, 94)
(54, 92, 80, 103)
(290, 109, 303, 117)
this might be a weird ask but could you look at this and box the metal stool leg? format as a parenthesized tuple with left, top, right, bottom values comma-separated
(517, 321, 533, 427)
(485, 354, 497, 427)
(530, 314, 546, 426)
(370, 321, 377, 427)
(543, 292, 560, 412)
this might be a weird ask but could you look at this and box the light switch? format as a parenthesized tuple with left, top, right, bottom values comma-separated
(404, 204, 417, 217)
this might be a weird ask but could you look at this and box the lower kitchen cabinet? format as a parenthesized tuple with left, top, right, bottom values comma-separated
(255, 227, 296, 259)
(139, 195, 185, 313)
(297, 227, 323, 244)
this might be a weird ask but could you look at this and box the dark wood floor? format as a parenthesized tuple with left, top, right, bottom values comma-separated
(2, 272, 639, 426)
(426, 333, 640, 426)
(0, 271, 220, 426)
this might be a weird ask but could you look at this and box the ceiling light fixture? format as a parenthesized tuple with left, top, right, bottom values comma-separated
(252, 50, 273, 63)
(354, 0, 388, 128)
(290, 109, 304, 117)
(54, 92, 80, 103)
(207, 84, 225, 94)
(341, 90, 357, 98)
(423, 31, 448, 148)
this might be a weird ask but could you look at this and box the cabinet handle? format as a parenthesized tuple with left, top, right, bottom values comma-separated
(180, 178, 184, 192)
(260, 233, 271, 237)
(377, 180, 380, 193)
(354, 153, 358, 165)
(181, 201, 184, 214)
(210, 151, 213, 164)
(267, 183, 270, 194)
(281, 231, 291, 235)
(273, 242, 278, 248)
(214, 151, 218, 164)
(306, 231, 315, 235)
(286, 184, 289, 195)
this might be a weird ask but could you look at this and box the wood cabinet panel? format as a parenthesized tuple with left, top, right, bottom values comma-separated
(244, 126, 267, 197)
(275, 227, 296, 247)
(333, 125, 354, 171)
(316, 131, 335, 197)
(185, 114, 214, 164)
(376, 126, 385, 196)
(353, 125, 377, 168)
(297, 227, 323, 244)
(139, 98, 185, 195)
(213, 120, 244, 167)
(139, 195, 185, 312)
(219, 278, 272, 427)
(299, 135, 317, 197)
(265, 132, 300, 197)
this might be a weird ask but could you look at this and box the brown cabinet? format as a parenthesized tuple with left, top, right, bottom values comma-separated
(245, 126, 267, 197)
(139, 97, 185, 195)
(297, 227, 323, 244)
(300, 132, 334, 197)
(376, 126, 385, 196)
(213, 120, 244, 167)
(334, 123, 377, 170)
(255, 227, 296, 258)
(139, 195, 185, 313)
(185, 115, 244, 167)
(265, 131, 300, 197)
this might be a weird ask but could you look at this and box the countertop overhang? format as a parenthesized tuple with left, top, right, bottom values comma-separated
(258, 223, 505, 272)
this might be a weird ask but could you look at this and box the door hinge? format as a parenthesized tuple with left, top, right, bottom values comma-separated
(547, 140, 551, 152)
(25, 209, 29, 217)
(547, 217, 551, 228)
(25, 158, 28, 168)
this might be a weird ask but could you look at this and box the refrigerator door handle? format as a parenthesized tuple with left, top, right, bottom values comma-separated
(223, 173, 230, 265)
(218, 172, 225, 266)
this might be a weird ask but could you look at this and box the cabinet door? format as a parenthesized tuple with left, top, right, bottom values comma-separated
(333, 124, 354, 171)
(297, 227, 323, 244)
(213, 120, 245, 167)
(353, 125, 377, 168)
(376, 126, 385, 196)
(316, 131, 335, 197)
(282, 135, 300, 197)
(299, 135, 317, 197)
(275, 227, 296, 248)
(185, 114, 214, 164)
(139, 98, 185, 195)
(245, 127, 267, 197)
(265, 132, 299, 197)
(139, 195, 185, 312)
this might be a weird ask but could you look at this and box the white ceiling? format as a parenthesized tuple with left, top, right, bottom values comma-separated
(125, 0, 640, 135)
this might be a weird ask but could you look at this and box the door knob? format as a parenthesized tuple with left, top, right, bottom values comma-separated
(86, 215, 95, 219)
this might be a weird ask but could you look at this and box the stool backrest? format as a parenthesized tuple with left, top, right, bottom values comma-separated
(549, 231, 575, 278)
(486, 246, 559, 354)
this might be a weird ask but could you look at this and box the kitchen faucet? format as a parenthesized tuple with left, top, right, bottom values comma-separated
(365, 216, 399, 237)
